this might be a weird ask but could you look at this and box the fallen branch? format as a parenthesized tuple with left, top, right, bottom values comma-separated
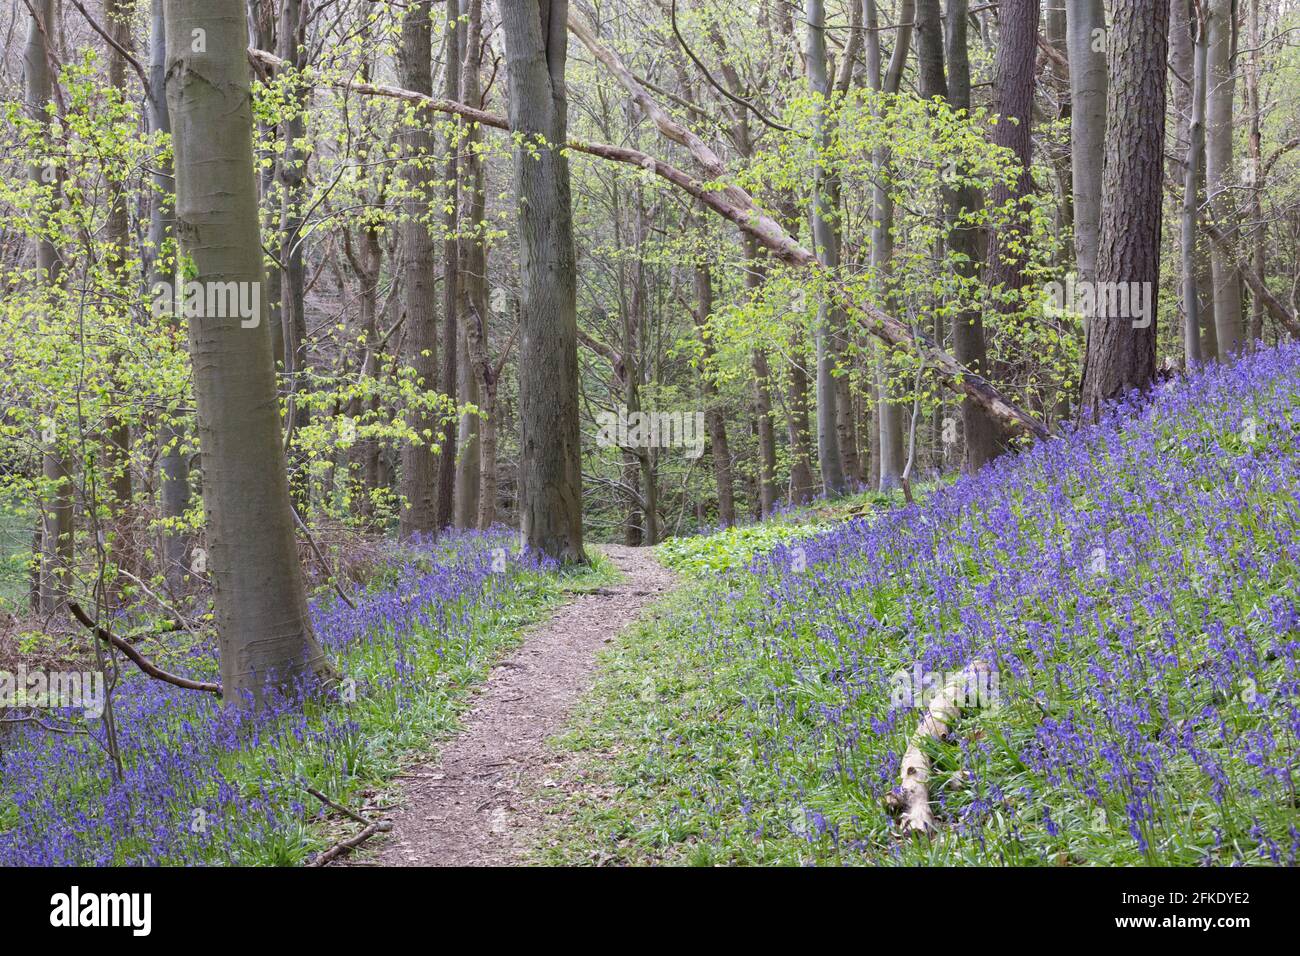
(246, 45, 1050, 442)
(68, 603, 223, 698)
(303, 785, 393, 866)
(305, 819, 392, 867)
(305, 785, 372, 826)
(888, 660, 991, 835)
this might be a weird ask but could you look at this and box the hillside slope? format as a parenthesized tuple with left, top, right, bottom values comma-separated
(540, 345, 1300, 865)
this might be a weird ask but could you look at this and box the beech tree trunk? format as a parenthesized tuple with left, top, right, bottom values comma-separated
(164, 0, 332, 701)
(455, 0, 484, 529)
(1205, 0, 1244, 356)
(694, 262, 735, 526)
(1179, 1, 1208, 366)
(916, 0, 1001, 471)
(500, 0, 585, 562)
(805, 0, 848, 497)
(865, 0, 910, 491)
(398, 0, 440, 538)
(26, 0, 73, 615)
(1079, 0, 1169, 409)
(435, 0, 461, 531)
(1067, 0, 1107, 286)
(986, 0, 1039, 299)
(277, 0, 311, 507)
(150, 0, 190, 594)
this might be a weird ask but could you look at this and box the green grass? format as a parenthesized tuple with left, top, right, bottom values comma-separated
(655, 488, 908, 575)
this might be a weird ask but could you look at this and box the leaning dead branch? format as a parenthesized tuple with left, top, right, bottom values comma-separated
(68, 602, 223, 697)
(246, 45, 1050, 443)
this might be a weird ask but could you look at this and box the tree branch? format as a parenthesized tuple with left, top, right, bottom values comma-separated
(68, 602, 223, 697)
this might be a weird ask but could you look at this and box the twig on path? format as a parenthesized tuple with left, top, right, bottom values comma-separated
(304, 785, 393, 867)
(305, 819, 393, 867)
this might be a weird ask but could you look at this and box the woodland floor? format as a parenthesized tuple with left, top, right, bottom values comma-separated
(350, 543, 675, 867)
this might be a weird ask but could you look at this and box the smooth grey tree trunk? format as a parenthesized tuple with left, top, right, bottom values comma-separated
(500, 0, 585, 562)
(277, 0, 311, 508)
(164, 0, 332, 701)
(435, 0, 461, 531)
(1067, 0, 1107, 287)
(1179, 2, 1208, 366)
(1079, 0, 1169, 409)
(1205, 0, 1244, 356)
(149, 0, 191, 595)
(26, 0, 73, 615)
(398, 1, 441, 538)
(694, 262, 735, 526)
(865, 0, 910, 491)
(806, 0, 847, 496)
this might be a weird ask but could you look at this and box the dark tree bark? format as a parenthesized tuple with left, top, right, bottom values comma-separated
(916, 0, 1002, 471)
(986, 0, 1039, 299)
(1079, 0, 1170, 410)
(500, 0, 585, 562)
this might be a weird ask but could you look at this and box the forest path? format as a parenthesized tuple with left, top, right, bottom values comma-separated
(356, 543, 675, 867)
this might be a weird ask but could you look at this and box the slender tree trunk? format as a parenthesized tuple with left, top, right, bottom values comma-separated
(1179, 1, 1208, 366)
(398, 1, 440, 538)
(1079, 0, 1169, 409)
(500, 0, 585, 562)
(916, 0, 1000, 471)
(693, 262, 735, 526)
(454, 0, 483, 529)
(277, 0, 311, 507)
(1067, 0, 1107, 286)
(164, 0, 332, 701)
(435, 0, 461, 530)
(26, 0, 73, 614)
(805, 0, 847, 497)
(786, 341, 817, 504)
(865, 0, 910, 491)
(103, 0, 136, 588)
(1244, 0, 1264, 346)
(1205, 0, 1244, 356)
(150, 0, 190, 594)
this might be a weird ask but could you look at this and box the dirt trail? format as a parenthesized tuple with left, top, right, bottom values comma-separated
(356, 543, 674, 867)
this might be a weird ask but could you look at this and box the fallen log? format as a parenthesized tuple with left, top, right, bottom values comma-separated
(888, 660, 992, 835)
